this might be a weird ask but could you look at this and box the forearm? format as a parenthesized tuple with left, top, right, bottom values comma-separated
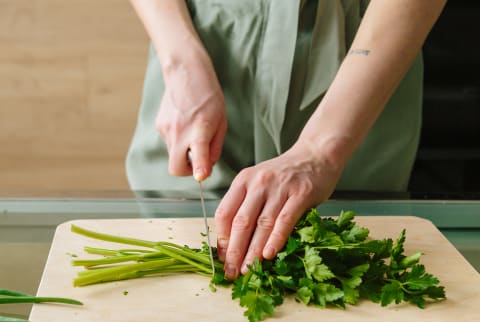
(130, 0, 210, 73)
(299, 0, 446, 167)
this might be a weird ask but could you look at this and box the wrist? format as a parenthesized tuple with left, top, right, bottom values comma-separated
(159, 41, 214, 83)
(295, 133, 355, 174)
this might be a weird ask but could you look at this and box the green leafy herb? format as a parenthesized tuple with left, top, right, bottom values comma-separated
(229, 210, 445, 321)
(70, 210, 445, 322)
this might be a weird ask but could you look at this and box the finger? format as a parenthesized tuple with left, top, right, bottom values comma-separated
(241, 193, 287, 274)
(189, 143, 210, 182)
(209, 120, 227, 165)
(155, 96, 169, 139)
(262, 196, 306, 260)
(167, 143, 191, 176)
(214, 182, 246, 262)
(190, 123, 214, 182)
(224, 191, 266, 280)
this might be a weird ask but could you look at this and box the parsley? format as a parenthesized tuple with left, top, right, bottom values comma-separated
(229, 209, 445, 321)
(70, 210, 445, 322)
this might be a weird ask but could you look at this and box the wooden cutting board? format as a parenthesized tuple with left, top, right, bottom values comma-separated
(30, 216, 480, 322)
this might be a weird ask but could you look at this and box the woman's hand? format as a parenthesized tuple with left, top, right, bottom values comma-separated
(215, 140, 345, 280)
(156, 56, 227, 181)
(214, 0, 446, 281)
(130, 0, 226, 181)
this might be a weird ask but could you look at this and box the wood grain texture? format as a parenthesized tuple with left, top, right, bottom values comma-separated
(30, 217, 480, 322)
(0, 0, 150, 192)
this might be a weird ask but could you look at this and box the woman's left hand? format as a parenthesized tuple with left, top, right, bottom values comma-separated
(214, 141, 345, 280)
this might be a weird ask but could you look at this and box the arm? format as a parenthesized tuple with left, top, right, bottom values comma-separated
(299, 0, 448, 166)
(215, 0, 447, 280)
(130, 0, 202, 69)
(130, 0, 227, 181)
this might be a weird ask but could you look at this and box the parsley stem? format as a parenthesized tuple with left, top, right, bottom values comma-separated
(83, 247, 153, 256)
(153, 245, 223, 270)
(74, 258, 179, 286)
(71, 224, 156, 248)
(384, 279, 426, 295)
(71, 225, 222, 271)
(153, 245, 212, 274)
(73, 254, 142, 267)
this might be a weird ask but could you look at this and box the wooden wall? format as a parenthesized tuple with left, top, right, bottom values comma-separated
(0, 0, 150, 193)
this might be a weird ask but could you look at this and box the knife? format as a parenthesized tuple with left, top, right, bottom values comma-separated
(187, 150, 216, 277)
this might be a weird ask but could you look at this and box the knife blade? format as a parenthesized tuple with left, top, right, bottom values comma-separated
(188, 150, 216, 277)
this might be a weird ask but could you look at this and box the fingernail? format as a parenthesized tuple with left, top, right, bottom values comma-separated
(225, 264, 238, 280)
(194, 168, 206, 182)
(263, 246, 276, 259)
(240, 262, 249, 275)
(217, 238, 228, 260)
(217, 238, 228, 249)
(217, 248, 226, 261)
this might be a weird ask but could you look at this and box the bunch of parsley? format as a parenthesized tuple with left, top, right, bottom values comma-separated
(219, 209, 445, 322)
(71, 210, 445, 322)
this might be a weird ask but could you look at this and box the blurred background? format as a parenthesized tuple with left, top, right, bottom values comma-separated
(0, 0, 148, 194)
(0, 0, 479, 195)
(409, 0, 480, 195)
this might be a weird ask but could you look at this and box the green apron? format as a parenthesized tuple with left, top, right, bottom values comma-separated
(126, 0, 423, 193)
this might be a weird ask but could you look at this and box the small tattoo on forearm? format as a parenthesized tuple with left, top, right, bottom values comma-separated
(349, 49, 370, 56)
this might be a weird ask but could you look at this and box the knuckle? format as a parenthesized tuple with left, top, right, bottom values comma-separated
(276, 212, 297, 227)
(217, 237, 229, 249)
(296, 180, 314, 196)
(226, 248, 243, 263)
(247, 245, 263, 258)
(155, 118, 167, 136)
(232, 214, 253, 232)
(268, 230, 286, 246)
(191, 137, 210, 148)
(196, 119, 212, 129)
(215, 206, 230, 222)
(193, 119, 214, 136)
(254, 171, 274, 186)
(304, 180, 314, 193)
(236, 168, 251, 182)
(257, 215, 275, 231)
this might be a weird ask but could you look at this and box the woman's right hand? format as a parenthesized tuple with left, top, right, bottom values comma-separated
(156, 54, 227, 182)
(129, 0, 226, 182)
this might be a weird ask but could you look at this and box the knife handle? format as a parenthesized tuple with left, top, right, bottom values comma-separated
(187, 149, 193, 165)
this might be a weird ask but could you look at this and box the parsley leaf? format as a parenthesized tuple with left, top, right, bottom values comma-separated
(304, 246, 335, 282)
(239, 291, 275, 322)
(380, 282, 404, 306)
